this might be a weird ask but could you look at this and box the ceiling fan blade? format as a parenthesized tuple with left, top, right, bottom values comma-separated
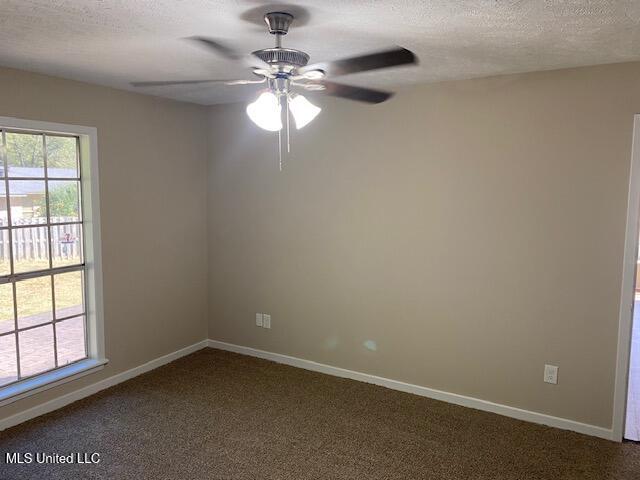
(290, 69, 326, 81)
(225, 79, 266, 85)
(186, 36, 270, 70)
(298, 47, 416, 77)
(131, 79, 263, 87)
(306, 81, 393, 104)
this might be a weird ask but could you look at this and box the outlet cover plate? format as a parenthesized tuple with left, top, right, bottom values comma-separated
(544, 364, 558, 384)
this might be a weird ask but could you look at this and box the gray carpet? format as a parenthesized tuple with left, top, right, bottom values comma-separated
(1, 348, 639, 479)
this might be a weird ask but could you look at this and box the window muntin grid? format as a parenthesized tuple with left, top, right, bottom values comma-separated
(0, 129, 87, 388)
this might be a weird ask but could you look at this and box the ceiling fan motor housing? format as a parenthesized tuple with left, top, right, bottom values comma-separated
(252, 48, 310, 68)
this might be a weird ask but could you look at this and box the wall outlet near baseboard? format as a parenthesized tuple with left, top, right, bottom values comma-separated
(255, 313, 263, 327)
(544, 364, 558, 384)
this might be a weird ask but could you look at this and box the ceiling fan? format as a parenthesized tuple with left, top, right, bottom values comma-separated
(133, 11, 417, 128)
(133, 11, 417, 168)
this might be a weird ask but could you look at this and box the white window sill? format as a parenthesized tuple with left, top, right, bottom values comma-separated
(0, 358, 108, 407)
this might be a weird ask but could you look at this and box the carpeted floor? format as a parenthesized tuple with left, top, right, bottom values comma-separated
(1, 348, 639, 479)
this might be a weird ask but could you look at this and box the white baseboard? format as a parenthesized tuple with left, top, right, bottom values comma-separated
(207, 339, 615, 441)
(0, 340, 208, 431)
(1, 338, 615, 441)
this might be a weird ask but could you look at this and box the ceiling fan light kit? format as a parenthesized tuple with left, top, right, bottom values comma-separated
(132, 10, 418, 168)
(288, 94, 322, 129)
(246, 91, 282, 132)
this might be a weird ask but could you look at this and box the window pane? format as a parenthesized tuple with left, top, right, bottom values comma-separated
(54, 271, 84, 318)
(0, 181, 6, 222)
(8, 180, 46, 224)
(0, 229, 10, 276)
(0, 180, 7, 275)
(46, 136, 78, 178)
(0, 334, 18, 387)
(0, 132, 5, 178)
(12, 226, 50, 274)
(52, 224, 82, 268)
(6, 132, 44, 178)
(48, 180, 80, 222)
(19, 324, 54, 378)
(0, 284, 14, 334)
(56, 316, 85, 366)
(16, 275, 53, 329)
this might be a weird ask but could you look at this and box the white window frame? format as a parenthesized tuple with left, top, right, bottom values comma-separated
(0, 116, 106, 406)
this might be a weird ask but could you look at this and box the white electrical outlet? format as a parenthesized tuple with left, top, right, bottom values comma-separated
(544, 364, 558, 384)
(255, 313, 263, 327)
(263, 314, 271, 329)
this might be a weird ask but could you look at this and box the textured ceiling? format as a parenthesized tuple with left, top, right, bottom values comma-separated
(1, 0, 640, 105)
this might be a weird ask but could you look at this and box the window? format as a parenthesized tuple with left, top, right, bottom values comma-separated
(0, 118, 104, 404)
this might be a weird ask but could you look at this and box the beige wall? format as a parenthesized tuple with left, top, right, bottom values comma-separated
(0, 67, 209, 421)
(207, 62, 640, 429)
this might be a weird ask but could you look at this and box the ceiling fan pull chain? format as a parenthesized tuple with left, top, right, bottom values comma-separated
(278, 128, 283, 172)
(286, 98, 291, 154)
